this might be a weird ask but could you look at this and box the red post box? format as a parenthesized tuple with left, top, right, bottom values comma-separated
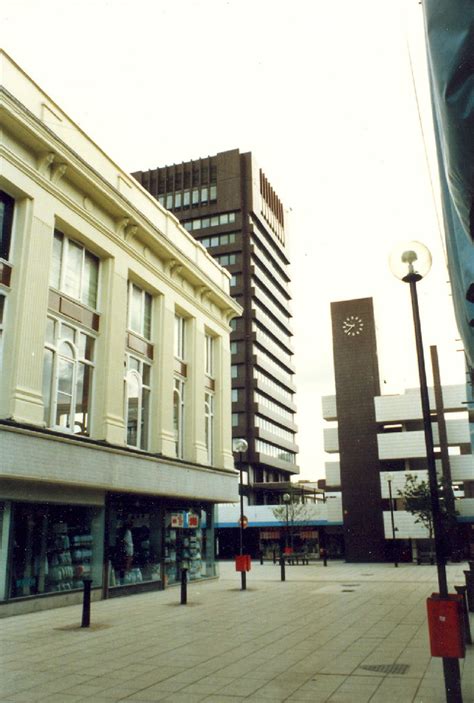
(426, 594, 465, 659)
(284, 547, 293, 555)
(235, 555, 251, 572)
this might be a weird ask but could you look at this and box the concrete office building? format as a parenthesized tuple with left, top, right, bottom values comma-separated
(0, 52, 241, 615)
(323, 297, 474, 562)
(132, 150, 299, 510)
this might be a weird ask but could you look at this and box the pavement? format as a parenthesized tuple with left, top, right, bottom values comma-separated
(0, 560, 473, 703)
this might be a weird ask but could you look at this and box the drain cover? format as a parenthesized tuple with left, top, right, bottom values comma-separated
(342, 589, 354, 592)
(360, 664, 410, 675)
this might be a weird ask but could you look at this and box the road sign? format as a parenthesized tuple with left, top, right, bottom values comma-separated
(238, 515, 248, 529)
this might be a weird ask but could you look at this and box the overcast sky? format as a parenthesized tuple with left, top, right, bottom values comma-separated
(2, 0, 465, 479)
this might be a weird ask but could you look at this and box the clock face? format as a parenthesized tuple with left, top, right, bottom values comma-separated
(342, 315, 364, 337)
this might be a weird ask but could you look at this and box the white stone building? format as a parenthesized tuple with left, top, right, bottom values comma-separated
(0, 52, 241, 614)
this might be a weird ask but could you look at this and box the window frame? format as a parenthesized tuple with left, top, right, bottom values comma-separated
(43, 315, 96, 435)
(128, 281, 152, 340)
(205, 333, 214, 378)
(204, 391, 214, 464)
(124, 353, 151, 450)
(174, 314, 186, 361)
(0, 190, 14, 262)
(173, 377, 185, 458)
(51, 230, 100, 310)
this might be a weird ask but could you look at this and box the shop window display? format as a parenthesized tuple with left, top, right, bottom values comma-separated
(10, 503, 103, 599)
(110, 513, 162, 586)
(164, 510, 203, 585)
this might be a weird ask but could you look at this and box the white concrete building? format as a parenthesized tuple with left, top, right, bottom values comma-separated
(322, 384, 474, 560)
(0, 52, 241, 614)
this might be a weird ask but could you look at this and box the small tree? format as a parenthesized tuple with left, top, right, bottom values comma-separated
(398, 474, 433, 539)
(272, 496, 314, 550)
(398, 473, 458, 559)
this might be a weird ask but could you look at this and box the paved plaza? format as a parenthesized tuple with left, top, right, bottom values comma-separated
(0, 560, 473, 703)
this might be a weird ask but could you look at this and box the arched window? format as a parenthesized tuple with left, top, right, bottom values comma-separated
(124, 356, 150, 450)
(173, 379, 184, 458)
(43, 319, 95, 435)
(204, 392, 214, 465)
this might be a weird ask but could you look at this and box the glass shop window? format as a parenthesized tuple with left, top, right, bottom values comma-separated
(10, 503, 103, 599)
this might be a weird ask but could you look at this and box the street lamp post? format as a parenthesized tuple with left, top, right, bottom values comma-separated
(390, 241, 462, 703)
(386, 473, 398, 568)
(233, 438, 248, 591)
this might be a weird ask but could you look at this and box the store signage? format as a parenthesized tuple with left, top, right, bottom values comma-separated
(187, 513, 199, 528)
(170, 513, 184, 528)
(170, 512, 200, 529)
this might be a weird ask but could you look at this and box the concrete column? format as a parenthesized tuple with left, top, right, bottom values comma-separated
(215, 333, 235, 471)
(4, 197, 51, 424)
(93, 257, 127, 444)
(158, 299, 177, 457)
(192, 320, 207, 465)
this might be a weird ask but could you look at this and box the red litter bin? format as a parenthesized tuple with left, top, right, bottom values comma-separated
(426, 594, 465, 659)
(235, 555, 251, 572)
(284, 547, 293, 556)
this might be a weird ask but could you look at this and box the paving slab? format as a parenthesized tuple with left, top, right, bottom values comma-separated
(0, 560, 473, 702)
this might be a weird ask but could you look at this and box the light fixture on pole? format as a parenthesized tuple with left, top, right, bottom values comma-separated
(386, 473, 398, 568)
(390, 241, 462, 702)
(233, 438, 248, 591)
(282, 492, 291, 550)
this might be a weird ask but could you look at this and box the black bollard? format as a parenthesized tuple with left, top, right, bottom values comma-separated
(280, 556, 286, 582)
(273, 549, 276, 564)
(260, 552, 263, 566)
(180, 568, 188, 605)
(81, 577, 93, 628)
(455, 585, 472, 644)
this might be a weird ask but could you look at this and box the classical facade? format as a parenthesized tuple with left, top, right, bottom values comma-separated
(0, 52, 241, 614)
(132, 149, 299, 507)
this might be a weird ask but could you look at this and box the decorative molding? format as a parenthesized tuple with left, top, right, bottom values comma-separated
(167, 258, 183, 278)
(83, 196, 94, 212)
(124, 224, 138, 242)
(115, 216, 130, 238)
(37, 152, 55, 175)
(51, 163, 67, 183)
(197, 285, 212, 303)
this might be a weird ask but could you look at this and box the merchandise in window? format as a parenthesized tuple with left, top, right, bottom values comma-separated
(124, 354, 151, 450)
(10, 503, 103, 598)
(109, 512, 162, 587)
(164, 510, 203, 584)
(0, 190, 14, 262)
(50, 231, 99, 309)
(43, 317, 95, 434)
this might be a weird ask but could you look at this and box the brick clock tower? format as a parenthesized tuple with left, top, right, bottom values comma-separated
(330, 297, 386, 562)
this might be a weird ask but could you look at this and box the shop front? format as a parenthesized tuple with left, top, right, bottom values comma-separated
(105, 493, 216, 594)
(0, 485, 105, 607)
(0, 485, 218, 613)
